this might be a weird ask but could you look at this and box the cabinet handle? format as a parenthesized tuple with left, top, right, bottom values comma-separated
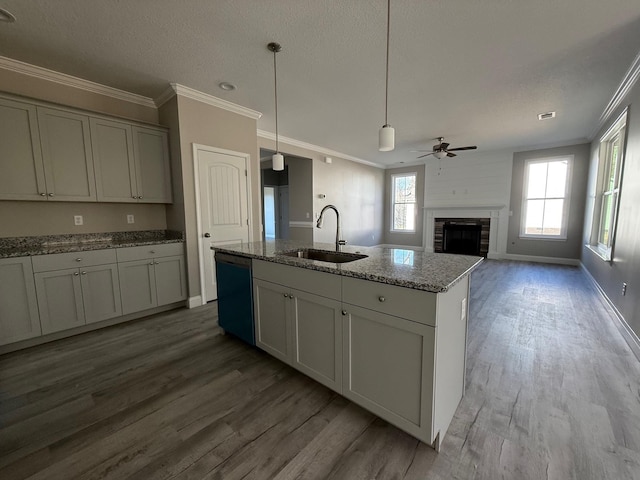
(132, 196, 137, 199)
(73, 272, 79, 276)
(342, 310, 347, 316)
(150, 250, 156, 254)
(40, 193, 46, 196)
(378, 296, 386, 303)
(154, 261, 159, 265)
(81, 271, 87, 275)
(48, 193, 54, 197)
(75, 258, 82, 262)
(139, 196, 143, 199)
(149, 262, 154, 265)
(283, 293, 288, 298)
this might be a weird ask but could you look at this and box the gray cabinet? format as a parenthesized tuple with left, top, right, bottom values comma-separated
(81, 264, 122, 324)
(0, 257, 41, 345)
(91, 119, 172, 203)
(0, 98, 46, 200)
(117, 244, 186, 315)
(36, 107, 96, 201)
(253, 261, 343, 392)
(34, 268, 85, 334)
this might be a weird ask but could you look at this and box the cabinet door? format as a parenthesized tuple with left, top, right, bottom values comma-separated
(37, 107, 96, 201)
(0, 98, 47, 200)
(342, 304, 435, 444)
(154, 255, 187, 306)
(90, 118, 138, 202)
(253, 279, 292, 364)
(291, 289, 342, 393)
(0, 257, 41, 345)
(80, 264, 122, 324)
(34, 268, 85, 334)
(132, 126, 172, 203)
(118, 259, 157, 315)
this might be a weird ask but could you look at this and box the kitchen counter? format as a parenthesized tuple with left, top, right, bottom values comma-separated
(214, 240, 482, 293)
(0, 230, 184, 258)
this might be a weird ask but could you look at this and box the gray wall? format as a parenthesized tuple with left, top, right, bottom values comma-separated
(582, 80, 640, 339)
(507, 143, 590, 259)
(383, 164, 425, 247)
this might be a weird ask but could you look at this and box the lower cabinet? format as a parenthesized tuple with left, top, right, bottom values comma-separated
(34, 264, 122, 334)
(341, 304, 435, 444)
(0, 257, 41, 345)
(254, 278, 343, 393)
(119, 255, 187, 315)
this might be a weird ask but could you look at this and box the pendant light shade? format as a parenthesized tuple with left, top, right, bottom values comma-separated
(379, 0, 395, 152)
(268, 42, 284, 171)
(272, 152, 284, 171)
(379, 124, 395, 152)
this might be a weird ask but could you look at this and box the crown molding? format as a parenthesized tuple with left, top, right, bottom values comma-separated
(157, 83, 262, 120)
(0, 55, 157, 108)
(257, 129, 383, 169)
(590, 49, 640, 139)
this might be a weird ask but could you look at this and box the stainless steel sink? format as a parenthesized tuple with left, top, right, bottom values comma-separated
(281, 249, 368, 264)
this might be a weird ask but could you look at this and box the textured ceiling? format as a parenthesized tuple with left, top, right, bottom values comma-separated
(1, 0, 640, 166)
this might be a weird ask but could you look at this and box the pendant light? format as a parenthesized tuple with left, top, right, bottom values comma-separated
(268, 42, 285, 171)
(379, 0, 395, 152)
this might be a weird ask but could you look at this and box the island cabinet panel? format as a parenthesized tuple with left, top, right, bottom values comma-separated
(0, 257, 41, 345)
(36, 107, 96, 202)
(342, 304, 435, 444)
(254, 279, 292, 364)
(35, 268, 86, 334)
(0, 98, 46, 200)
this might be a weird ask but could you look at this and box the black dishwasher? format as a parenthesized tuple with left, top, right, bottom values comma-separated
(214, 252, 255, 345)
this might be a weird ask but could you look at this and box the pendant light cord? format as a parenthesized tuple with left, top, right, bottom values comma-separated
(273, 49, 279, 153)
(384, 0, 390, 126)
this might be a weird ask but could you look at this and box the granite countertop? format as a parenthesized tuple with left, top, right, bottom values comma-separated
(0, 230, 184, 258)
(214, 240, 483, 293)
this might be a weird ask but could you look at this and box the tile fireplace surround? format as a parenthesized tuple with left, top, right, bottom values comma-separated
(423, 205, 507, 258)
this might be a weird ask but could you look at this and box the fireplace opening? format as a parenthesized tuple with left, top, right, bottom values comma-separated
(443, 222, 481, 256)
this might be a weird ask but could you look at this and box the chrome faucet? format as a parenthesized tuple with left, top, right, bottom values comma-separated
(316, 204, 347, 251)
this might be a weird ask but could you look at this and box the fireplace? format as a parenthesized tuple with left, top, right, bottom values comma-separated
(434, 218, 490, 257)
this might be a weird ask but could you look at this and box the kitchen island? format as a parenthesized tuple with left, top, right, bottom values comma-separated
(214, 240, 482, 450)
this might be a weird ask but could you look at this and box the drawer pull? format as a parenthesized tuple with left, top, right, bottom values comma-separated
(81, 271, 87, 275)
(150, 250, 156, 254)
(283, 293, 289, 298)
(48, 193, 54, 197)
(149, 262, 154, 265)
(73, 272, 79, 276)
(154, 261, 159, 265)
(75, 258, 82, 262)
(342, 310, 347, 316)
(40, 192, 46, 196)
(378, 296, 386, 303)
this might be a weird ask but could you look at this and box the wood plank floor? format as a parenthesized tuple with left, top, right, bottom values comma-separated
(1, 260, 639, 479)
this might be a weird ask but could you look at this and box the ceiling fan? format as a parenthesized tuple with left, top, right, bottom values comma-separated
(413, 137, 477, 159)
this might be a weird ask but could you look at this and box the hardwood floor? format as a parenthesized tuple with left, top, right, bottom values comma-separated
(1, 260, 639, 479)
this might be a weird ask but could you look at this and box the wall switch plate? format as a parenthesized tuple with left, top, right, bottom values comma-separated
(622, 283, 627, 296)
(127, 214, 135, 224)
(461, 298, 467, 321)
(74, 215, 83, 226)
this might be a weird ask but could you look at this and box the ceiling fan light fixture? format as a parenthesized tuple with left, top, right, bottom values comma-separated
(434, 150, 447, 159)
(379, 124, 395, 152)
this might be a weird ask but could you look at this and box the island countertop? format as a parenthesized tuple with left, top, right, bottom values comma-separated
(214, 240, 482, 293)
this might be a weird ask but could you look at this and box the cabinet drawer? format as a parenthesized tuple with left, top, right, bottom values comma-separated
(32, 249, 117, 272)
(342, 276, 437, 326)
(116, 242, 184, 262)
(253, 259, 341, 300)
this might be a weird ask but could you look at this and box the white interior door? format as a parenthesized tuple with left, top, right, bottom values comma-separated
(196, 147, 250, 302)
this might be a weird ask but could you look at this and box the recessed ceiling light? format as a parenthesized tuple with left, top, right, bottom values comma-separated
(219, 82, 237, 91)
(538, 111, 556, 120)
(0, 7, 16, 22)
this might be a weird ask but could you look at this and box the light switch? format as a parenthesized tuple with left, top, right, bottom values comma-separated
(74, 215, 83, 226)
(127, 214, 135, 224)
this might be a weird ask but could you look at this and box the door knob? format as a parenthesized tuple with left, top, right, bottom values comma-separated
(204, 233, 211, 238)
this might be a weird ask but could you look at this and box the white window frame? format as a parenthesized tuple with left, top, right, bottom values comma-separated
(590, 110, 627, 261)
(390, 172, 417, 233)
(519, 155, 573, 240)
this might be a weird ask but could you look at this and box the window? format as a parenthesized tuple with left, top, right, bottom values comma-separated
(520, 156, 572, 239)
(391, 173, 417, 232)
(592, 111, 627, 260)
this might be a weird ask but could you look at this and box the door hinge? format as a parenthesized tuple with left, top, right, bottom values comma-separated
(245, 169, 248, 177)
(246, 218, 249, 225)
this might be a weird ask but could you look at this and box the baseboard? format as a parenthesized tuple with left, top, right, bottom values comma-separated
(580, 264, 640, 361)
(374, 244, 424, 251)
(188, 295, 204, 308)
(501, 253, 581, 266)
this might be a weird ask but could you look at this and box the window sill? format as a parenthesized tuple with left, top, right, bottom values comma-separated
(585, 244, 612, 262)
(390, 230, 417, 234)
(518, 235, 567, 242)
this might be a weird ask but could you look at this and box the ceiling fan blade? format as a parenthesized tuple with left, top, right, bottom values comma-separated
(447, 152, 457, 157)
(417, 152, 435, 159)
(439, 142, 450, 150)
(447, 146, 477, 151)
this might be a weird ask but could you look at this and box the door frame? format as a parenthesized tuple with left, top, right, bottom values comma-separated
(193, 143, 254, 306)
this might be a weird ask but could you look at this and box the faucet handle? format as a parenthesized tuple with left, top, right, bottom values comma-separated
(338, 240, 347, 245)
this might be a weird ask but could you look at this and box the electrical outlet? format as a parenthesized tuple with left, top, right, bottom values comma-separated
(622, 283, 627, 296)
(461, 298, 467, 321)
(127, 214, 135, 224)
(74, 215, 83, 226)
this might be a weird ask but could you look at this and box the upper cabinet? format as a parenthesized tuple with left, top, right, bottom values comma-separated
(0, 93, 172, 204)
(37, 107, 96, 202)
(91, 120, 172, 203)
(0, 97, 47, 200)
